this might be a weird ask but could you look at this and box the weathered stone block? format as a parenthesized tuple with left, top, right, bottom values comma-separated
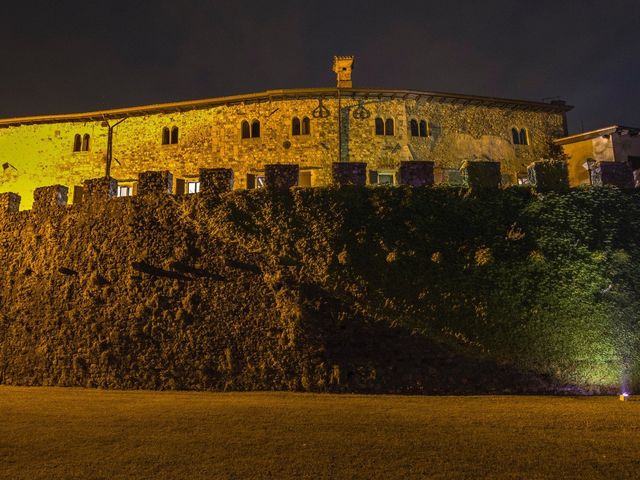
(199, 168, 234, 194)
(0, 192, 20, 214)
(590, 161, 634, 189)
(138, 171, 173, 195)
(332, 162, 366, 186)
(33, 185, 68, 211)
(265, 164, 299, 190)
(83, 177, 117, 201)
(398, 161, 434, 187)
(461, 160, 501, 190)
(527, 160, 569, 192)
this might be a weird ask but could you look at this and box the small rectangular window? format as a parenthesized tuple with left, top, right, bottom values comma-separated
(117, 186, 132, 197)
(187, 181, 200, 194)
(378, 173, 394, 186)
(256, 176, 266, 189)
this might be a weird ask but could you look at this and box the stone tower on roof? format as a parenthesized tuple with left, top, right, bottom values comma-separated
(333, 56, 354, 88)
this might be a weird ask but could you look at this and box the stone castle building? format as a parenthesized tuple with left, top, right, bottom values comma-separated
(0, 56, 571, 208)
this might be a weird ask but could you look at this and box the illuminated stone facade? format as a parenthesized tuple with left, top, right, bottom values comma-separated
(0, 63, 569, 208)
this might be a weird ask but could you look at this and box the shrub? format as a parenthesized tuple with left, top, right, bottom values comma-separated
(527, 160, 569, 192)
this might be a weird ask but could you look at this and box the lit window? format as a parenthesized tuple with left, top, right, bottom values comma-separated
(187, 181, 200, 194)
(117, 186, 132, 197)
(246, 174, 266, 189)
(517, 174, 529, 185)
(292, 117, 301, 136)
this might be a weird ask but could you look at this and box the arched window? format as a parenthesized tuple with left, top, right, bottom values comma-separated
(73, 134, 82, 152)
(512, 128, 520, 145)
(519, 128, 528, 145)
(251, 120, 260, 138)
(385, 118, 394, 136)
(410, 119, 419, 137)
(375, 117, 384, 136)
(82, 134, 90, 151)
(162, 127, 170, 145)
(171, 126, 179, 144)
(241, 121, 250, 139)
(419, 120, 428, 137)
(292, 117, 301, 136)
(302, 117, 310, 135)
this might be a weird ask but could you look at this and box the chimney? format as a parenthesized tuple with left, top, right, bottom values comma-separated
(333, 56, 354, 88)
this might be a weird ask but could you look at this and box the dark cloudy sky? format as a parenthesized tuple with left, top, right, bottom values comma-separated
(1, 0, 638, 133)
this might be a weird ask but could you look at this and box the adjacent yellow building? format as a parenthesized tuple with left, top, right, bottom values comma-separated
(555, 126, 640, 186)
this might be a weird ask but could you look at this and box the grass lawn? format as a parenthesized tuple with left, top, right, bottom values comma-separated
(1, 387, 639, 479)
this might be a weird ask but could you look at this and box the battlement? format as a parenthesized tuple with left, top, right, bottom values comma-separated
(1, 159, 637, 217)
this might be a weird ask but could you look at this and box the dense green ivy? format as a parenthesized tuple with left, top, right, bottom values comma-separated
(214, 185, 640, 390)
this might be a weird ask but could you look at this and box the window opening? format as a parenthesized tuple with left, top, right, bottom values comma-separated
(385, 118, 394, 136)
(378, 172, 395, 185)
(73, 134, 82, 152)
(187, 181, 200, 194)
(251, 120, 260, 138)
(419, 120, 428, 137)
(301, 117, 310, 135)
(512, 128, 520, 145)
(410, 119, 419, 137)
(375, 117, 384, 136)
(519, 128, 528, 145)
(117, 186, 132, 197)
(292, 117, 301, 136)
(241, 121, 251, 139)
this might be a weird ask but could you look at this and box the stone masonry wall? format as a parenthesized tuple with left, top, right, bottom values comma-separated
(0, 186, 575, 394)
(0, 96, 565, 208)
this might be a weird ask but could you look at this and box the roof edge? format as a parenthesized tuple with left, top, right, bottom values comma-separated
(0, 87, 573, 127)
(555, 125, 640, 145)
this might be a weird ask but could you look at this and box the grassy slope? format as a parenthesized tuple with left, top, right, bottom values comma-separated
(2, 387, 640, 480)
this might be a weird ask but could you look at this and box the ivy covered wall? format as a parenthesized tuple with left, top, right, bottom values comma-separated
(1, 185, 638, 393)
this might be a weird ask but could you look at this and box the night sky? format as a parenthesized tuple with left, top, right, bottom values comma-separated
(1, 0, 638, 134)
